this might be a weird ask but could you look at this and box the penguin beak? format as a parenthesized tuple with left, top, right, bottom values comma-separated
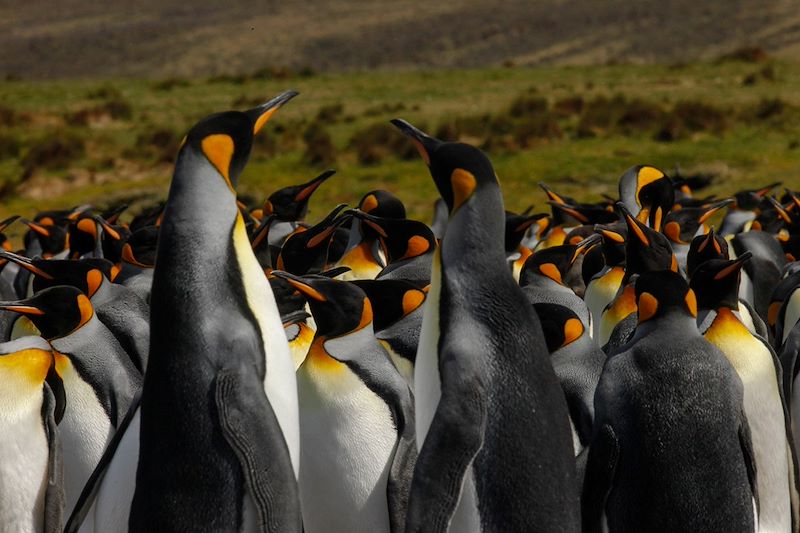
(714, 251, 752, 280)
(698, 199, 735, 224)
(514, 213, 549, 233)
(295, 169, 336, 202)
(548, 201, 589, 224)
(755, 182, 781, 198)
(247, 89, 299, 135)
(305, 204, 351, 248)
(0, 215, 19, 233)
(20, 218, 51, 237)
(571, 234, 602, 263)
(390, 119, 440, 166)
(539, 183, 567, 205)
(594, 225, 625, 244)
(319, 266, 351, 278)
(616, 203, 650, 246)
(344, 209, 389, 238)
(103, 204, 128, 225)
(0, 250, 55, 280)
(0, 303, 45, 316)
(272, 271, 327, 302)
(251, 215, 276, 250)
(767, 196, 793, 224)
(67, 204, 93, 221)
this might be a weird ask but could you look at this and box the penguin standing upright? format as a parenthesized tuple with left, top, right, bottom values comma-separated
(392, 119, 580, 532)
(691, 255, 800, 531)
(273, 272, 416, 533)
(584, 270, 757, 531)
(0, 336, 65, 533)
(130, 92, 302, 531)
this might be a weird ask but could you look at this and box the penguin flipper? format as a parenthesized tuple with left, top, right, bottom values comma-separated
(214, 367, 302, 533)
(405, 385, 486, 533)
(385, 386, 417, 533)
(739, 409, 759, 517)
(42, 382, 65, 533)
(581, 424, 618, 533)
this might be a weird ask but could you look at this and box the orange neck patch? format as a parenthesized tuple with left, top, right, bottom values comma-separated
(637, 292, 658, 322)
(450, 168, 477, 212)
(201, 134, 235, 191)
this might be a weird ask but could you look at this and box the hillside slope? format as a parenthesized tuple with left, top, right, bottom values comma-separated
(2, 0, 800, 79)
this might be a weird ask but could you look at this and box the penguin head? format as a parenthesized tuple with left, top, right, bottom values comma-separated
(0, 286, 93, 340)
(0, 215, 19, 253)
(272, 272, 372, 339)
(347, 209, 435, 264)
(618, 203, 677, 280)
(352, 279, 427, 331)
(689, 252, 752, 311)
(358, 190, 407, 220)
(264, 169, 335, 221)
(391, 119, 497, 216)
(177, 90, 298, 191)
(733, 182, 780, 210)
(0, 336, 65, 424)
(121, 226, 159, 268)
(634, 270, 697, 323)
(618, 165, 674, 228)
(594, 222, 628, 268)
(662, 199, 733, 245)
(686, 226, 729, 276)
(276, 204, 349, 275)
(20, 218, 68, 257)
(504, 211, 548, 253)
(532, 302, 585, 353)
(520, 234, 601, 287)
(30, 259, 114, 297)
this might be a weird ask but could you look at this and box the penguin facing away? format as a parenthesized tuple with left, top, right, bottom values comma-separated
(130, 91, 302, 532)
(392, 119, 580, 532)
(584, 270, 757, 532)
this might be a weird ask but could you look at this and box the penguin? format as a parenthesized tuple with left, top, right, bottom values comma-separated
(518, 235, 600, 335)
(721, 182, 781, 236)
(584, 270, 758, 531)
(533, 302, 605, 459)
(430, 198, 448, 240)
(686, 226, 728, 276)
(346, 209, 436, 283)
(691, 254, 800, 531)
(392, 119, 580, 532)
(0, 285, 142, 516)
(599, 204, 677, 349)
(129, 91, 302, 532)
(273, 272, 416, 533)
(661, 199, 733, 271)
(617, 164, 674, 227)
(262, 168, 335, 246)
(503, 210, 548, 282)
(115, 225, 157, 303)
(352, 278, 428, 388)
(584, 223, 626, 342)
(0, 335, 65, 533)
(276, 204, 349, 275)
(731, 229, 787, 326)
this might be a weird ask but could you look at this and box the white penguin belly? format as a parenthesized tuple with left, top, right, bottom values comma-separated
(707, 320, 791, 532)
(233, 215, 300, 478)
(0, 392, 49, 533)
(83, 407, 141, 533)
(297, 369, 396, 533)
(415, 252, 442, 444)
(58, 359, 114, 516)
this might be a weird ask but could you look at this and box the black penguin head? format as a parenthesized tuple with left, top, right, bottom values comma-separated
(733, 182, 780, 210)
(28, 258, 114, 297)
(277, 204, 350, 275)
(618, 203, 677, 281)
(532, 302, 585, 353)
(272, 272, 372, 339)
(179, 90, 298, 191)
(347, 209, 435, 264)
(504, 211, 549, 253)
(358, 190, 407, 220)
(21, 218, 68, 257)
(662, 199, 733, 245)
(520, 234, 601, 287)
(618, 165, 674, 227)
(391, 119, 496, 216)
(352, 279, 427, 331)
(0, 285, 94, 340)
(689, 252, 751, 311)
(264, 169, 335, 221)
(686, 227, 729, 276)
(594, 222, 627, 268)
(121, 226, 159, 268)
(634, 270, 697, 324)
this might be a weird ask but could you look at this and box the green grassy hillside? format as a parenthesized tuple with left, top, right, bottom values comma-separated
(1, 60, 799, 230)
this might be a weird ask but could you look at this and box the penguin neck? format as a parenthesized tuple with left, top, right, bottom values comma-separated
(440, 187, 506, 280)
(634, 310, 698, 341)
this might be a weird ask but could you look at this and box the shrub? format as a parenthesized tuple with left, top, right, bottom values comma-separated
(303, 123, 336, 166)
(21, 131, 85, 172)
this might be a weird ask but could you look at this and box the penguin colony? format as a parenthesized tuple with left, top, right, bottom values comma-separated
(2, 89, 800, 533)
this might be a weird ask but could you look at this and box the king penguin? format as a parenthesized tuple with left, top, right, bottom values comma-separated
(273, 272, 416, 533)
(392, 119, 580, 532)
(584, 270, 758, 531)
(0, 335, 65, 533)
(129, 91, 302, 531)
(691, 254, 800, 532)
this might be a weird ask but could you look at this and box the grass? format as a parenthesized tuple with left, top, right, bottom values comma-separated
(0, 60, 799, 235)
